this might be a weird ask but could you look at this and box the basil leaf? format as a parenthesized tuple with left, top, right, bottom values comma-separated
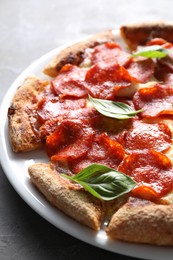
(62, 164, 136, 201)
(132, 45, 168, 58)
(89, 95, 142, 119)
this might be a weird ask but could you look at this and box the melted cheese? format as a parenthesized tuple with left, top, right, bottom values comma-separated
(116, 81, 157, 97)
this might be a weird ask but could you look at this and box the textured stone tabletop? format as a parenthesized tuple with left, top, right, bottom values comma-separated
(0, 0, 173, 259)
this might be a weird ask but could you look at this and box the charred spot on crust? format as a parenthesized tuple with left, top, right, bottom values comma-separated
(56, 51, 85, 71)
(55, 41, 110, 72)
(8, 105, 16, 116)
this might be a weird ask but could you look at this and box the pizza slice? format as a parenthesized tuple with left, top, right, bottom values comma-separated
(28, 163, 103, 230)
(106, 197, 173, 245)
(120, 22, 173, 50)
(8, 76, 50, 152)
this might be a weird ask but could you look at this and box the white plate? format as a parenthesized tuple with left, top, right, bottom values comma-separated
(0, 32, 173, 260)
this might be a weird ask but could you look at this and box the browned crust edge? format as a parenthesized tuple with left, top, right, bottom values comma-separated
(28, 163, 103, 230)
(8, 76, 49, 152)
(106, 197, 173, 245)
(43, 30, 116, 77)
(120, 21, 173, 50)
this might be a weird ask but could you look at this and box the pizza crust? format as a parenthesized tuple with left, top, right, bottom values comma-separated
(28, 163, 104, 230)
(8, 76, 50, 152)
(43, 30, 116, 77)
(120, 22, 173, 50)
(106, 197, 173, 245)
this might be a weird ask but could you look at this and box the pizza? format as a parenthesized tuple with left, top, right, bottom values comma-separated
(8, 22, 173, 245)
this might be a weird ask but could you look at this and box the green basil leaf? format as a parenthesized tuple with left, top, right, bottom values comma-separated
(89, 95, 142, 119)
(62, 164, 136, 201)
(132, 45, 168, 58)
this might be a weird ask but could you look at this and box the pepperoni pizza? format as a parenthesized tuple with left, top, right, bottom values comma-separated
(8, 22, 173, 245)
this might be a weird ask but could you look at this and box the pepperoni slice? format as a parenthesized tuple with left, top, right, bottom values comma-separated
(85, 63, 136, 100)
(47, 119, 94, 166)
(163, 73, 173, 86)
(146, 38, 168, 46)
(39, 107, 99, 140)
(36, 97, 87, 123)
(70, 132, 125, 173)
(158, 55, 173, 73)
(123, 120, 172, 153)
(154, 63, 170, 81)
(52, 64, 88, 98)
(118, 150, 173, 198)
(91, 42, 131, 67)
(133, 83, 173, 118)
(154, 62, 173, 86)
(146, 37, 173, 73)
(127, 58, 154, 83)
(39, 117, 60, 140)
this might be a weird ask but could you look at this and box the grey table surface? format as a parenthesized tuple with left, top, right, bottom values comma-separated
(0, 0, 173, 259)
